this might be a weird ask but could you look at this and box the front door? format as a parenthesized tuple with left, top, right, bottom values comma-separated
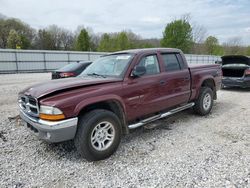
(123, 54, 164, 119)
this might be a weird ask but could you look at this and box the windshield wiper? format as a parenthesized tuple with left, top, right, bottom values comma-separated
(87, 73, 106, 78)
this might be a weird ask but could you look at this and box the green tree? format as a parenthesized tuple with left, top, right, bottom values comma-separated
(161, 18, 193, 53)
(204, 36, 223, 55)
(20, 35, 31, 49)
(76, 29, 90, 51)
(139, 42, 154, 48)
(245, 46, 250, 56)
(7, 29, 21, 49)
(98, 33, 112, 52)
(115, 32, 130, 50)
(98, 32, 133, 52)
(0, 18, 34, 48)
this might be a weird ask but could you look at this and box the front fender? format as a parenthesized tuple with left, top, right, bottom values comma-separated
(73, 94, 127, 117)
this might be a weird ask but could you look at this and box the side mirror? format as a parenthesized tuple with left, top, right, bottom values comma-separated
(131, 66, 146, 77)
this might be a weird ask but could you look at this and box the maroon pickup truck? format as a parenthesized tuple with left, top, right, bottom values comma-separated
(18, 48, 222, 161)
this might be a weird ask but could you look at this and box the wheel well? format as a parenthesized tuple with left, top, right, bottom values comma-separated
(201, 79, 217, 99)
(78, 100, 128, 134)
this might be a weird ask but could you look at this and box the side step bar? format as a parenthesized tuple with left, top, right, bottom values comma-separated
(128, 102, 195, 129)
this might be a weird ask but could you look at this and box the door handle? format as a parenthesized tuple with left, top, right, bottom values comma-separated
(183, 77, 190, 81)
(160, 80, 166, 85)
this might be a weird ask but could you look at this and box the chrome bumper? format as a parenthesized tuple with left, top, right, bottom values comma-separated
(20, 110, 78, 143)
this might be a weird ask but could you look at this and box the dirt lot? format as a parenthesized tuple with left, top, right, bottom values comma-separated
(0, 73, 249, 188)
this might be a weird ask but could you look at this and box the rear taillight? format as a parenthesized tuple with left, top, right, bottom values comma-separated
(59, 72, 75, 78)
(244, 69, 250, 76)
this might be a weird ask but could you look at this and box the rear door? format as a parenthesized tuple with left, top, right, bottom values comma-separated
(158, 53, 191, 109)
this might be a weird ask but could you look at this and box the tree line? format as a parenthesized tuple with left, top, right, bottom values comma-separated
(0, 14, 250, 56)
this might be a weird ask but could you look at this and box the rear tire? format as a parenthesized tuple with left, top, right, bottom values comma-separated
(193, 87, 214, 116)
(74, 109, 122, 161)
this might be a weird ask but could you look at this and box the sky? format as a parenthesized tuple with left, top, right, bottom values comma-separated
(0, 0, 250, 45)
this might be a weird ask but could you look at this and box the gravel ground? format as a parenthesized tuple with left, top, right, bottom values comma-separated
(0, 73, 249, 188)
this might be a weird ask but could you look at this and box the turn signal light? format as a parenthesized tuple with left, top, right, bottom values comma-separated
(39, 113, 65, 121)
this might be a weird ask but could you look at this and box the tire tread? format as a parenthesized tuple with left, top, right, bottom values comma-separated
(193, 87, 214, 116)
(74, 109, 121, 161)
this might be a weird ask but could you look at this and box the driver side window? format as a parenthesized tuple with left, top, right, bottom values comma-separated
(138, 55, 160, 75)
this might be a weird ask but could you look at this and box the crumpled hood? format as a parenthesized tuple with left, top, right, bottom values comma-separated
(20, 76, 122, 99)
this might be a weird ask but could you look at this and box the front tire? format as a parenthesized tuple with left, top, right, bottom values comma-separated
(74, 109, 122, 161)
(193, 87, 214, 116)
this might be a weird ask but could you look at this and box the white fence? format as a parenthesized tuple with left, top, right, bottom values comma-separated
(0, 49, 221, 73)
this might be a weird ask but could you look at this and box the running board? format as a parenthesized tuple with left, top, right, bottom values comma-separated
(128, 102, 195, 129)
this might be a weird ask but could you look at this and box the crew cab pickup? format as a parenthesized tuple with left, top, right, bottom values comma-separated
(18, 48, 222, 161)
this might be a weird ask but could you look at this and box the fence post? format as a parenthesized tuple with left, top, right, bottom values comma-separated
(43, 52, 47, 72)
(88, 52, 90, 61)
(67, 53, 70, 64)
(14, 51, 18, 73)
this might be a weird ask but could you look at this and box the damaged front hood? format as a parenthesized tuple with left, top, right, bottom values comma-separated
(20, 76, 122, 99)
(221, 55, 250, 66)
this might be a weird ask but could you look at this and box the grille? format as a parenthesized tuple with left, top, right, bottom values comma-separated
(18, 95, 39, 117)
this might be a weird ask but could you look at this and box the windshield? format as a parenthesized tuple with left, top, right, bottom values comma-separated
(80, 54, 134, 78)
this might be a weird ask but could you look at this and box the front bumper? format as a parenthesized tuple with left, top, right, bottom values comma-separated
(20, 110, 78, 143)
(222, 77, 250, 88)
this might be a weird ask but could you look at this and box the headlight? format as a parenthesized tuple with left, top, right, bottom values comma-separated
(40, 105, 63, 115)
(39, 105, 65, 121)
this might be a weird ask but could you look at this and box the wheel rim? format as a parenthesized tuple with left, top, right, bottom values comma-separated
(91, 121, 115, 151)
(203, 93, 212, 111)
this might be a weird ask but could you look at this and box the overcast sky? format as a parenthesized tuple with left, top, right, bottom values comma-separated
(1, 0, 250, 45)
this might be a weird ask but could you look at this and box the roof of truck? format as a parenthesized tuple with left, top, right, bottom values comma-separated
(112, 48, 182, 54)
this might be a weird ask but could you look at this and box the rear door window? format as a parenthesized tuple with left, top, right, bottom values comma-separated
(176, 54, 185, 69)
(161, 54, 181, 72)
